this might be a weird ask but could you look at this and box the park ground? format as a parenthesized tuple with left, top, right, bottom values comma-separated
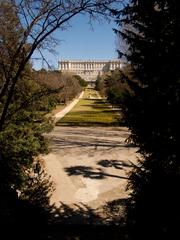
(43, 88, 137, 219)
(56, 88, 122, 126)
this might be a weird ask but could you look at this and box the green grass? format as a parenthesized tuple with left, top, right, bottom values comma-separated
(82, 88, 101, 99)
(56, 89, 122, 126)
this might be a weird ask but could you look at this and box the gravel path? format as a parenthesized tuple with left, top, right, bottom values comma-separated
(43, 126, 137, 209)
(53, 91, 84, 122)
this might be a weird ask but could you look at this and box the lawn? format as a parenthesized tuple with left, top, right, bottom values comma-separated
(56, 89, 122, 126)
(83, 87, 101, 99)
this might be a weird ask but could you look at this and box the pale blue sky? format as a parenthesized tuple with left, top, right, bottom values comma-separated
(32, 14, 119, 70)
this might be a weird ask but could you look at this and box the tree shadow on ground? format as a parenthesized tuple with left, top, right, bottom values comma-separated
(102, 109, 121, 113)
(92, 105, 110, 109)
(51, 136, 136, 151)
(97, 159, 132, 169)
(94, 100, 107, 104)
(64, 165, 129, 180)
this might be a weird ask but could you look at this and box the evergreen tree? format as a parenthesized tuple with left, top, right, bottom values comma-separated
(73, 75, 88, 88)
(95, 73, 102, 91)
(0, 3, 54, 233)
(115, 1, 180, 239)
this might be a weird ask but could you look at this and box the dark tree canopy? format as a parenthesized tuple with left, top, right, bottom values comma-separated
(115, 0, 180, 238)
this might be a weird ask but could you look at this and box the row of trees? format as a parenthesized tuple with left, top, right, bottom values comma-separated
(34, 69, 86, 109)
(95, 67, 130, 106)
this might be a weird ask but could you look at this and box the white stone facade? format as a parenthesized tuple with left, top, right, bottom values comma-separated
(58, 59, 121, 81)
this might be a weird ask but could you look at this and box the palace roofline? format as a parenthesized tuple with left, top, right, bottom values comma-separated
(58, 59, 121, 62)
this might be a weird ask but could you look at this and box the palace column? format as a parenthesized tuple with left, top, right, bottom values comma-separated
(68, 61, 71, 70)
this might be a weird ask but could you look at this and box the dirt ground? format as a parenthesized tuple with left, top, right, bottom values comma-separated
(43, 126, 137, 210)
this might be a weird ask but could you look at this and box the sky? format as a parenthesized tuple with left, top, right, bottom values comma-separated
(32, 14, 119, 70)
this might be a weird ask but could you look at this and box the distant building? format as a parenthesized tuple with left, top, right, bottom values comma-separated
(58, 59, 122, 81)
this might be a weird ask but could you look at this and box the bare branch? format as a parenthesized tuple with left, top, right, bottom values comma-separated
(0, 0, 123, 129)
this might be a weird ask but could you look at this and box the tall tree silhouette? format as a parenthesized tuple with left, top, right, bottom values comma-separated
(115, 1, 180, 239)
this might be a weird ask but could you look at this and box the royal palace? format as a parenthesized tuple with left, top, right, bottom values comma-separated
(58, 59, 122, 81)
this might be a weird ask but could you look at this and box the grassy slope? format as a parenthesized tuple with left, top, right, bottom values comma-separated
(56, 89, 121, 126)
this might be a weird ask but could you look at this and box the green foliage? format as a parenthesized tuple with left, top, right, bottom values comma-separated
(73, 75, 88, 87)
(115, 0, 180, 238)
(0, 111, 52, 190)
(21, 161, 54, 208)
(0, 111, 53, 237)
(0, 39, 54, 227)
(105, 69, 129, 106)
(95, 69, 129, 107)
(107, 86, 122, 105)
(95, 74, 104, 93)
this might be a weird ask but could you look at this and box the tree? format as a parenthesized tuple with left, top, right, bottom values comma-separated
(115, 0, 180, 238)
(0, 3, 54, 228)
(95, 73, 102, 91)
(0, 0, 121, 130)
(104, 69, 129, 106)
(34, 70, 82, 106)
(73, 75, 88, 88)
(95, 67, 130, 104)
